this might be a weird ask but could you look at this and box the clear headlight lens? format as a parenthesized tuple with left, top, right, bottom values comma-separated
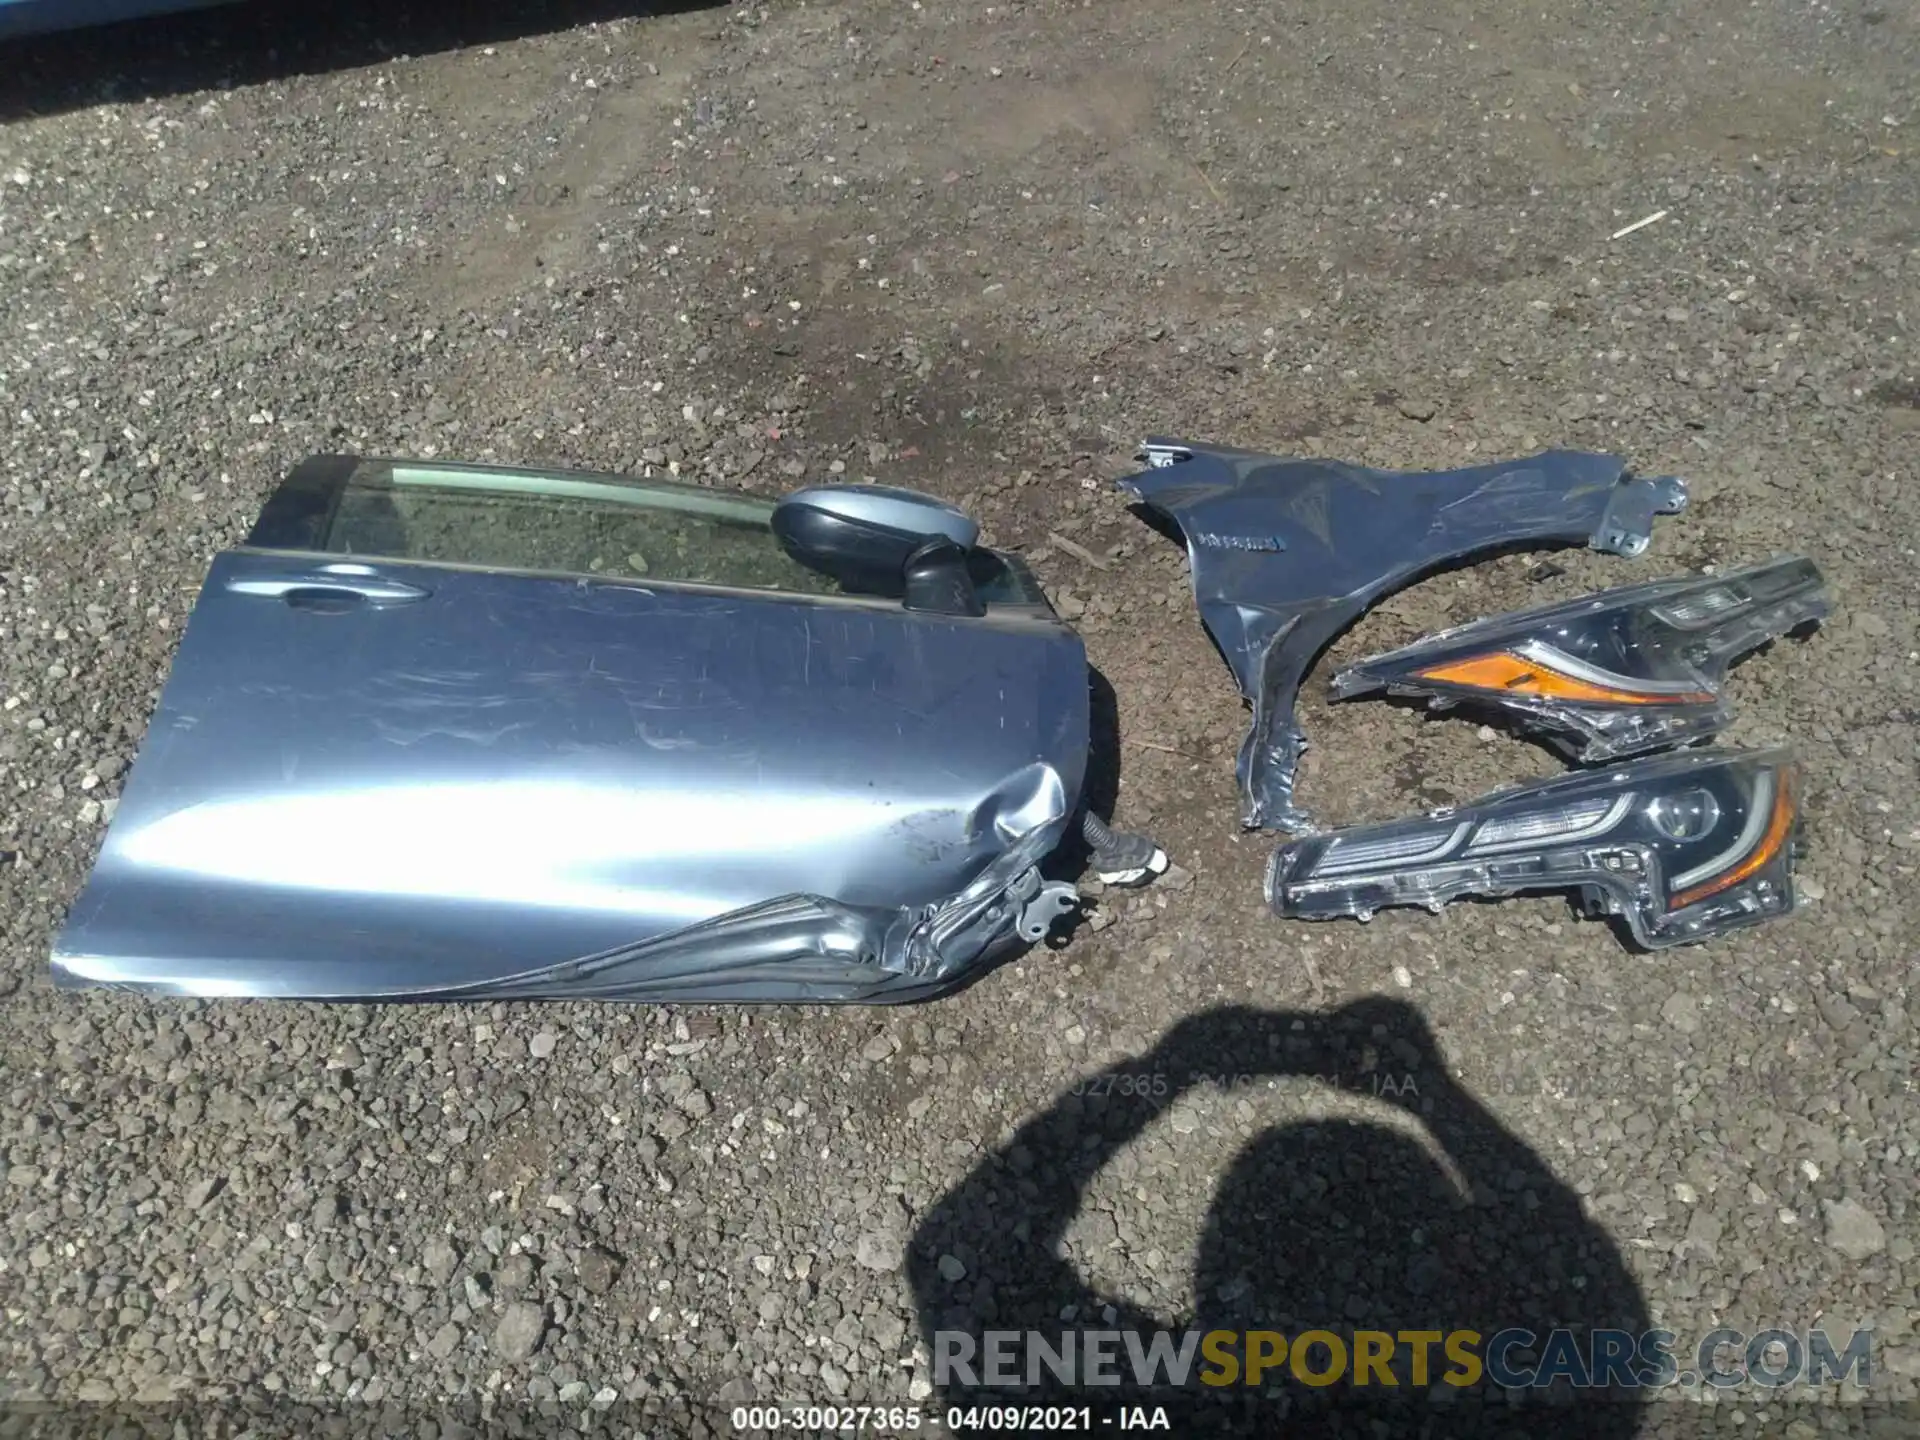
(1316, 822, 1470, 876)
(1268, 749, 1799, 950)
(1331, 556, 1828, 762)
(1466, 793, 1635, 854)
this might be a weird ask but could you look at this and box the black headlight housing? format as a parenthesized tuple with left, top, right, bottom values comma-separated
(1268, 748, 1800, 950)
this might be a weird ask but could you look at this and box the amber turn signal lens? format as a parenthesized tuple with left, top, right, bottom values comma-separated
(1669, 770, 1796, 910)
(1413, 651, 1715, 706)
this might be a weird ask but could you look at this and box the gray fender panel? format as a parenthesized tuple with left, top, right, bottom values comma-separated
(1117, 439, 1687, 831)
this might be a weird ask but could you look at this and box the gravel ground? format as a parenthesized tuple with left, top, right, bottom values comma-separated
(2, 0, 1916, 1435)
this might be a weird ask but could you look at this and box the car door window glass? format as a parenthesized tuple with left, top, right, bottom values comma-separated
(254, 456, 1047, 606)
(322, 460, 844, 594)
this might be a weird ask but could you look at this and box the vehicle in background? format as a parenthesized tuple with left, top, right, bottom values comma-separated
(1, 0, 235, 40)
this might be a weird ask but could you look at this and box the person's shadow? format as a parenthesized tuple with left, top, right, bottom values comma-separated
(909, 998, 1650, 1437)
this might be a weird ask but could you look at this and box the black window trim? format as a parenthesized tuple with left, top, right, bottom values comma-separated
(244, 454, 1056, 615)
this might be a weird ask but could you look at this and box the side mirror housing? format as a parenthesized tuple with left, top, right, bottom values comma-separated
(772, 485, 986, 617)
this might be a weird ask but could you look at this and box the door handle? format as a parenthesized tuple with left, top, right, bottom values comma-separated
(227, 563, 430, 606)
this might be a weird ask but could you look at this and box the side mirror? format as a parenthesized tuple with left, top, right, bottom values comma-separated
(772, 484, 987, 617)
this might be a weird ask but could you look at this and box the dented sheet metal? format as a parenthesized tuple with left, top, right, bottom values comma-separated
(1117, 439, 1688, 832)
(52, 456, 1089, 1004)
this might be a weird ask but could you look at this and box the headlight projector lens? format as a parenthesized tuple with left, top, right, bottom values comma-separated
(1649, 788, 1720, 841)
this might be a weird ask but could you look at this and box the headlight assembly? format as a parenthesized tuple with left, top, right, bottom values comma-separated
(1267, 748, 1800, 950)
(1331, 556, 1827, 762)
